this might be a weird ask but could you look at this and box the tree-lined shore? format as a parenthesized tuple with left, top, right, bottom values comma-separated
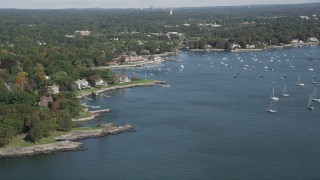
(0, 3, 319, 148)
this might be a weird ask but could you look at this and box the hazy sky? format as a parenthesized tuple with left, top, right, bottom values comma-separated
(1, 0, 319, 9)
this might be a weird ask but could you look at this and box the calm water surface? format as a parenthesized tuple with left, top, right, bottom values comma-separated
(1, 46, 320, 179)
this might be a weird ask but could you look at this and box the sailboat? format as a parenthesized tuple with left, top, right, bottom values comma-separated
(267, 101, 277, 113)
(311, 88, 320, 102)
(308, 63, 314, 71)
(281, 85, 290, 97)
(307, 94, 315, 110)
(289, 60, 294, 68)
(312, 74, 317, 84)
(270, 88, 279, 101)
(296, 74, 305, 86)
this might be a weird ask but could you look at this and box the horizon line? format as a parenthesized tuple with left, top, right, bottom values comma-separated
(0, 2, 319, 10)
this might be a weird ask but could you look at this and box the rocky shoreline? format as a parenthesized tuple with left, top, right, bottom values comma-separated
(0, 123, 133, 158)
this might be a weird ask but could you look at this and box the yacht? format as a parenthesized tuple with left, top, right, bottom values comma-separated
(296, 74, 305, 86)
(281, 85, 290, 97)
(307, 94, 315, 110)
(267, 101, 277, 113)
(270, 88, 279, 101)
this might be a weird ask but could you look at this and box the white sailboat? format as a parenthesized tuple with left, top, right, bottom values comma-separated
(296, 74, 305, 86)
(281, 85, 290, 97)
(289, 60, 294, 68)
(308, 63, 314, 71)
(311, 88, 320, 102)
(307, 94, 315, 110)
(270, 88, 279, 101)
(312, 74, 317, 84)
(267, 101, 277, 113)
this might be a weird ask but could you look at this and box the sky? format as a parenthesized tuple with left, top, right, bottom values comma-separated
(0, 0, 319, 9)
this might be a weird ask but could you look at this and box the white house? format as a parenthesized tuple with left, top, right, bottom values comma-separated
(47, 85, 59, 94)
(308, 37, 319, 42)
(230, 43, 241, 49)
(95, 79, 106, 86)
(291, 39, 304, 44)
(75, 79, 90, 89)
(117, 75, 131, 83)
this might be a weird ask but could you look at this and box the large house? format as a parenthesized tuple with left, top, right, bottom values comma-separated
(95, 79, 106, 86)
(75, 79, 90, 89)
(117, 75, 131, 83)
(38, 95, 53, 107)
(308, 37, 319, 42)
(124, 56, 145, 64)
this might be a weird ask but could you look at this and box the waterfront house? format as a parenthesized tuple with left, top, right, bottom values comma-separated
(117, 75, 131, 83)
(291, 39, 304, 44)
(38, 95, 53, 107)
(124, 56, 145, 64)
(95, 79, 106, 86)
(75, 79, 90, 89)
(246, 44, 256, 49)
(308, 37, 319, 42)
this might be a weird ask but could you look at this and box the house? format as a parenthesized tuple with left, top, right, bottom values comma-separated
(246, 44, 256, 49)
(75, 30, 91, 36)
(291, 39, 304, 44)
(95, 79, 106, 86)
(230, 44, 241, 49)
(75, 79, 90, 89)
(308, 37, 319, 42)
(38, 96, 53, 107)
(47, 85, 59, 94)
(117, 75, 131, 83)
(124, 56, 145, 64)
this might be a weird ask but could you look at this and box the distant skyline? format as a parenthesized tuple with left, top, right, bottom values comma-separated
(0, 0, 319, 9)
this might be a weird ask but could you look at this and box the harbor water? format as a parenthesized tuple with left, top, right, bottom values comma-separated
(1, 46, 320, 179)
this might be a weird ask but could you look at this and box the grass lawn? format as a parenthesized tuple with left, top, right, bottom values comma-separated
(76, 79, 155, 95)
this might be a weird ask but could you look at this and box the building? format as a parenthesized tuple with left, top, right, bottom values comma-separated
(75, 79, 90, 89)
(117, 75, 131, 83)
(75, 30, 91, 36)
(291, 39, 304, 44)
(308, 37, 319, 42)
(47, 85, 59, 94)
(246, 44, 256, 49)
(95, 79, 106, 86)
(124, 56, 145, 64)
(38, 96, 53, 107)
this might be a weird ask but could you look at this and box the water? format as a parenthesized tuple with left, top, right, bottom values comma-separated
(1, 46, 320, 179)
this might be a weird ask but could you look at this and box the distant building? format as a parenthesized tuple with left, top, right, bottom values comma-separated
(38, 96, 53, 107)
(124, 56, 145, 64)
(230, 44, 241, 49)
(47, 85, 59, 94)
(170, 10, 173, 15)
(117, 75, 131, 83)
(308, 37, 319, 42)
(65, 34, 75, 38)
(75, 30, 91, 36)
(246, 44, 256, 49)
(300, 16, 310, 19)
(291, 39, 304, 44)
(75, 79, 90, 89)
(95, 79, 106, 86)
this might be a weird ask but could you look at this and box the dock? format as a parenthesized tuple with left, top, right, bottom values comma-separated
(89, 109, 111, 114)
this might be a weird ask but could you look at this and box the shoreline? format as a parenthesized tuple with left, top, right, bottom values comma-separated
(76, 80, 166, 99)
(0, 123, 133, 158)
